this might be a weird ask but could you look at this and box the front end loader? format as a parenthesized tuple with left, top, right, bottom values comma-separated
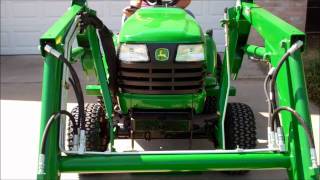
(37, 0, 319, 179)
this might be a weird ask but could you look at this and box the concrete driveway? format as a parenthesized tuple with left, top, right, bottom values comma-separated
(1, 55, 319, 180)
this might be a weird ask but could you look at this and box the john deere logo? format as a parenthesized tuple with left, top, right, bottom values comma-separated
(155, 48, 169, 61)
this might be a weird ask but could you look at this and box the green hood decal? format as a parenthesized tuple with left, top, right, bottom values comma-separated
(119, 8, 203, 43)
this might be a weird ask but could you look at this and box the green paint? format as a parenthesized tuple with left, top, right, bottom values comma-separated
(87, 27, 115, 149)
(216, 7, 237, 149)
(86, 85, 101, 96)
(37, 53, 63, 180)
(204, 34, 218, 75)
(240, 2, 316, 179)
(118, 92, 206, 114)
(37, 1, 319, 179)
(70, 47, 85, 62)
(243, 44, 268, 59)
(40, 4, 83, 56)
(37, 4, 84, 180)
(60, 153, 290, 172)
(119, 8, 203, 43)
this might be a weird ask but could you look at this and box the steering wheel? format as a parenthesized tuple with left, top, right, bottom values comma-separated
(145, 0, 177, 6)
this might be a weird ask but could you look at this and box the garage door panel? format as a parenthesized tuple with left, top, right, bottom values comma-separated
(87, 1, 107, 17)
(1, 18, 10, 32)
(109, 2, 128, 16)
(11, 19, 43, 31)
(43, 1, 71, 17)
(1, 1, 8, 18)
(209, 1, 236, 15)
(1, 32, 10, 48)
(197, 16, 223, 30)
(15, 31, 41, 47)
(0, 0, 234, 54)
(213, 30, 226, 44)
(105, 18, 122, 32)
(44, 17, 63, 27)
(12, 1, 40, 18)
(189, 1, 204, 16)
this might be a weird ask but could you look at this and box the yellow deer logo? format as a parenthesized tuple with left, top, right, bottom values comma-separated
(155, 48, 169, 61)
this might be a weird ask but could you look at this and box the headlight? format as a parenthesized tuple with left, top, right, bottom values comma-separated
(119, 44, 149, 62)
(176, 44, 205, 62)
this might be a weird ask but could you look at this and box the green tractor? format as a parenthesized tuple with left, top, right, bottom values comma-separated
(37, 0, 319, 179)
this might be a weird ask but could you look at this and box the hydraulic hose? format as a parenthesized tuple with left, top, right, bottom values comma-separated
(271, 107, 315, 148)
(58, 55, 85, 130)
(263, 67, 276, 148)
(68, 77, 81, 113)
(38, 111, 77, 174)
(44, 45, 85, 131)
(271, 106, 318, 168)
(269, 40, 304, 130)
(40, 111, 77, 154)
(39, 45, 86, 174)
(264, 67, 275, 129)
(265, 40, 317, 167)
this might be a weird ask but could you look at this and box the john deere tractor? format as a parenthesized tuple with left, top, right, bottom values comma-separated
(37, 0, 319, 179)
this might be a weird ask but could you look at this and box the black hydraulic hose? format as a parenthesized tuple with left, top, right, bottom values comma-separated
(44, 44, 85, 131)
(57, 55, 85, 131)
(40, 110, 77, 154)
(265, 41, 318, 167)
(68, 78, 78, 99)
(270, 51, 290, 128)
(68, 77, 82, 127)
(271, 107, 315, 149)
(96, 25, 119, 95)
(39, 45, 86, 174)
(269, 41, 304, 130)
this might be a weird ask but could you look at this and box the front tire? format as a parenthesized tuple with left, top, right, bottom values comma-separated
(67, 103, 109, 179)
(224, 103, 257, 175)
(67, 103, 109, 152)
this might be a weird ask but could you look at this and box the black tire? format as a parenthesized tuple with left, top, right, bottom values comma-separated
(67, 103, 109, 152)
(224, 103, 257, 175)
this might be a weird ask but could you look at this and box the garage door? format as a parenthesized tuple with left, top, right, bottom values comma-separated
(0, 0, 235, 55)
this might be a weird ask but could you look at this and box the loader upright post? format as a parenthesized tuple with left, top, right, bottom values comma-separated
(37, 5, 84, 180)
(37, 0, 319, 179)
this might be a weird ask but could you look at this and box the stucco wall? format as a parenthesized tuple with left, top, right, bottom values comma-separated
(256, 0, 308, 31)
(247, 0, 308, 46)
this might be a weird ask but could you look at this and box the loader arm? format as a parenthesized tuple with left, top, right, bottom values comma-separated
(217, 1, 318, 179)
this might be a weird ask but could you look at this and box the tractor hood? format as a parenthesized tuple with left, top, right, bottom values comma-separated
(119, 8, 203, 43)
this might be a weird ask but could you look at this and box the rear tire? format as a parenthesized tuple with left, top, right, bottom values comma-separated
(224, 103, 257, 175)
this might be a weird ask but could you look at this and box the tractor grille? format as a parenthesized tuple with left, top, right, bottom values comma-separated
(119, 62, 205, 94)
(118, 44, 205, 94)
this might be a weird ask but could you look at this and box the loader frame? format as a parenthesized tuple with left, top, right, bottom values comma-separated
(37, 1, 319, 179)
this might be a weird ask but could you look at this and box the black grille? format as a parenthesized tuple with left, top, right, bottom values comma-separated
(119, 62, 204, 94)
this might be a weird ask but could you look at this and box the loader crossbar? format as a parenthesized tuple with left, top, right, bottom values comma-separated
(60, 153, 290, 173)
